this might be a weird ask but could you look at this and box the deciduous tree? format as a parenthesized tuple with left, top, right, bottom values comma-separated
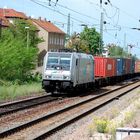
(0, 19, 42, 82)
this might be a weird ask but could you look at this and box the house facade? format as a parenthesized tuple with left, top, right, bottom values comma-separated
(32, 19, 65, 67)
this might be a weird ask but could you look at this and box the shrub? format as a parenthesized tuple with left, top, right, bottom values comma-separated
(94, 117, 110, 133)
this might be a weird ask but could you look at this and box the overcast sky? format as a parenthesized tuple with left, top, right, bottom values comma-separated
(1, 0, 140, 58)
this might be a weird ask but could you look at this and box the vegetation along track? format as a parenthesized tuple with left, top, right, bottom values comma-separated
(0, 80, 140, 139)
(0, 94, 59, 117)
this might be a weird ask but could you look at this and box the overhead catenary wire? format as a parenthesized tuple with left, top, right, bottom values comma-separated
(104, 29, 122, 42)
(88, 0, 139, 30)
(29, 0, 136, 33)
(45, 0, 99, 22)
(28, 0, 140, 53)
(29, 0, 91, 25)
(104, 30, 140, 51)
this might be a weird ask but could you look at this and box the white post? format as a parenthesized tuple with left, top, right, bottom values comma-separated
(25, 26, 30, 49)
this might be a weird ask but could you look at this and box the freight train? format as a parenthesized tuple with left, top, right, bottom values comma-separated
(42, 51, 140, 94)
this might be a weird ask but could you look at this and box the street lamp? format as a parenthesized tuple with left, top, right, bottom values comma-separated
(127, 44, 134, 57)
(80, 24, 87, 27)
(131, 27, 140, 30)
(25, 26, 30, 49)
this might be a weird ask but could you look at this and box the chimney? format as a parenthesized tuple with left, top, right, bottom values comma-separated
(39, 17, 41, 21)
(44, 18, 47, 21)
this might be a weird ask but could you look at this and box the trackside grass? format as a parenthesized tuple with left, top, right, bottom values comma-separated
(0, 83, 44, 102)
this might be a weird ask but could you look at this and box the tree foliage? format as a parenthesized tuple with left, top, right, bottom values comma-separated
(107, 44, 123, 57)
(0, 19, 42, 82)
(80, 27, 101, 55)
(107, 43, 129, 58)
(66, 32, 90, 53)
(66, 27, 101, 55)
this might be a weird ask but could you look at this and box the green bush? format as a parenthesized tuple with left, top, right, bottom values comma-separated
(94, 117, 110, 133)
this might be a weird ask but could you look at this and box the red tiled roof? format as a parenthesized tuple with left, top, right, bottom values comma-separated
(33, 19, 65, 34)
(0, 8, 27, 19)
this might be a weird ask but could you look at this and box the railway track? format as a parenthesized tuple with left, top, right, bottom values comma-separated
(0, 94, 59, 117)
(0, 78, 137, 117)
(0, 80, 139, 139)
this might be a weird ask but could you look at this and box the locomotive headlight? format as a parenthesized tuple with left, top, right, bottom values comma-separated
(63, 75, 70, 80)
(45, 75, 52, 79)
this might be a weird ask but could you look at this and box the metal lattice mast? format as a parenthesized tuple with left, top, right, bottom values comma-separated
(67, 13, 70, 39)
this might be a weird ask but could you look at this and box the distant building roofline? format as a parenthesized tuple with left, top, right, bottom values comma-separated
(0, 8, 27, 19)
(32, 18, 65, 34)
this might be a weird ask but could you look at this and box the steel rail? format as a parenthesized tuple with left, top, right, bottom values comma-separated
(0, 94, 58, 117)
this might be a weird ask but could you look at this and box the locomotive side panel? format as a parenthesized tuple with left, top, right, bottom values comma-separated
(76, 54, 94, 85)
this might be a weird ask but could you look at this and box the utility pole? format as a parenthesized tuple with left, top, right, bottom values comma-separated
(123, 33, 128, 54)
(99, 0, 104, 55)
(67, 13, 70, 40)
(123, 33, 126, 49)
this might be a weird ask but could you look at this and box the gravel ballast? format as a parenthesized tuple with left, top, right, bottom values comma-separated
(46, 87, 140, 140)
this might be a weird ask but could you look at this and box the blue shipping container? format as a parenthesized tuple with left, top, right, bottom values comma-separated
(116, 58, 125, 76)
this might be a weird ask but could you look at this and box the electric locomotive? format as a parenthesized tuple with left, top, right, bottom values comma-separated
(42, 51, 94, 93)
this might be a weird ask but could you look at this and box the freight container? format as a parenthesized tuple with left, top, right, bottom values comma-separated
(124, 58, 131, 74)
(135, 60, 140, 73)
(130, 59, 135, 73)
(116, 58, 125, 76)
(94, 56, 116, 77)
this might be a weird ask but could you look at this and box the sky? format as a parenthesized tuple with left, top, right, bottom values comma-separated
(0, 0, 140, 58)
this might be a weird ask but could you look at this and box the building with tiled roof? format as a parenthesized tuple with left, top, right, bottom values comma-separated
(0, 8, 27, 25)
(0, 8, 27, 19)
(32, 18, 65, 67)
(33, 19, 65, 34)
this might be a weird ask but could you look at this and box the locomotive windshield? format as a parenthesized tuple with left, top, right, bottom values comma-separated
(46, 53, 71, 71)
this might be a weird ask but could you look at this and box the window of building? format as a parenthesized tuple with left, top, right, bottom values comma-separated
(55, 36, 57, 45)
(49, 37, 51, 45)
(57, 38, 60, 45)
(60, 38, 64, 46)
